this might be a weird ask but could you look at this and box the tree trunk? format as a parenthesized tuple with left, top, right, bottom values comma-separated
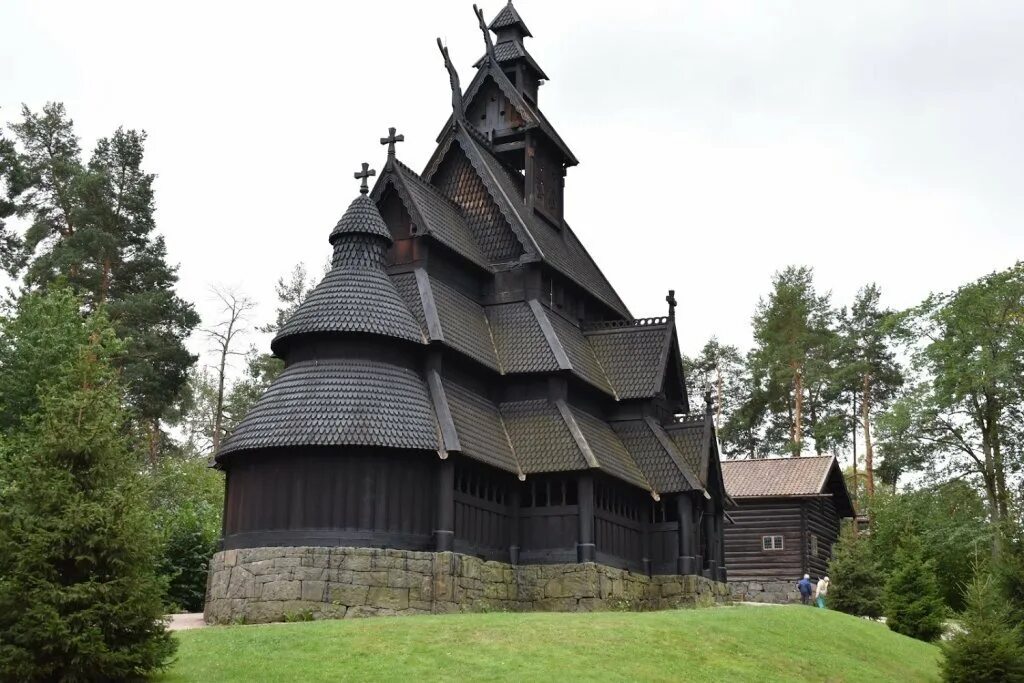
(851, 392, 858, 506)
(792, 364, 803, 456)
(862, 373, 874, 496)
(213, 338, 229, 454)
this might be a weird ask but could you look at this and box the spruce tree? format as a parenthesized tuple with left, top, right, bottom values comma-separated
(940, 569, 1024, 683)
(884, 543, 947, 642)
(4, 103, 199, 451)
(0, 289, 175, 680)
(828, 525, 883, 618)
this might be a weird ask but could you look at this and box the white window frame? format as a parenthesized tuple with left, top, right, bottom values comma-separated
(762, 535, 784, 551)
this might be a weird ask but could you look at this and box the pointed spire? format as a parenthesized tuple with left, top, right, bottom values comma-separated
(489, 0, 532, 39)
(330, 193, 392, 244)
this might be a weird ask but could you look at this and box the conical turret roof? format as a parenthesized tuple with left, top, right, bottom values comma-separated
(271, 193, 424, 354)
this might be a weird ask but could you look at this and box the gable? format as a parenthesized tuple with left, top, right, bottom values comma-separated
(431, 142, 524, 263)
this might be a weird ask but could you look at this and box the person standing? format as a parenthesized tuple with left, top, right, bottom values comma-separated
(797, 574, 813, 605)
(815, 576, 830, 609)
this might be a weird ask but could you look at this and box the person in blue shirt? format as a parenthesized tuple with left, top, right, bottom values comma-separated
(797, 574, 813, 605)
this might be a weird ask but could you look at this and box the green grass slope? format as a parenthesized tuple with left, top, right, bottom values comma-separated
(160, 606, 941, 682)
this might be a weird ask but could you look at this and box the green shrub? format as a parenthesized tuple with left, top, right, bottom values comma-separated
(884, 543, 947, 642)
(828, 524, 883, 618)
(940, 569, 1024, 683)
(151, 457, 223, 612)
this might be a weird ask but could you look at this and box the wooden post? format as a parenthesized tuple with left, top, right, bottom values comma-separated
(509, 485, 521, 565)
(716, 508, 727, 582)
(704, 499, 717, 579)
(676, 494, 696, 575)
(435, 459, 455, 552)
(577, 473, 595, 563)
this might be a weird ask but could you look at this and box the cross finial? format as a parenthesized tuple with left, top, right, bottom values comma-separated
(354, 162, 376, 194)
(380, 127, 404, 157)
(704, 387, 714, 416)
(666, 289, 677, 318)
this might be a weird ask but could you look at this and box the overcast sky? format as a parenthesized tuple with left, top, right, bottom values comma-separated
(3, 0, 1022, 368)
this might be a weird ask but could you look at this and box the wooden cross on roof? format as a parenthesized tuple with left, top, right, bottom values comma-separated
(354, 162, 376, 194)
(666, 289, 677, 318)
(380, 127, 404, 157)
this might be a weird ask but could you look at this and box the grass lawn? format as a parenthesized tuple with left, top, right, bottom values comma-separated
(160, 606, 941, 682)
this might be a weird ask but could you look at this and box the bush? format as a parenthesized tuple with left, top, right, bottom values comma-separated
(828, 524, 883, 618)
(884, 543, 947, 642)
(0, 291, 176, 680)
(151, 457, 223, 612)
(993, 537, 1024, 648)
(941, 569, 1024, 683)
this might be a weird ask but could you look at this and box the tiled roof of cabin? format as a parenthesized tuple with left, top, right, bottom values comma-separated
(721, 456, 838, 498)
(584, 319, 671, 399)
(219, 360, 439, 456)
(385, 160, 489, 269)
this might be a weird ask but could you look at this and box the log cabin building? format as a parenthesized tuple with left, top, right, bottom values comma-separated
(210, 1, 731, 610)
(721, 456, 855, 584)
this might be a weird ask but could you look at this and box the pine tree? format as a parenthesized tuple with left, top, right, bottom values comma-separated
(4, 103, 199, 451)
(884, 543, 947, 642)
(749, 266, 836, 455)
(940, 569, 1024, 683)
(0, 289, 175, 680)
(828, 525, 884, 618)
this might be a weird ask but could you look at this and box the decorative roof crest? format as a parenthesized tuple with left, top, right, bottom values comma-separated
(436, 38, 463, 122)
(473, 4, 496, 64)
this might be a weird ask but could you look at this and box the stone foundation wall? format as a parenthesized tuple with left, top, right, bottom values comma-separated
(205, 546, 730, 624)
(729, 579, 802, 604)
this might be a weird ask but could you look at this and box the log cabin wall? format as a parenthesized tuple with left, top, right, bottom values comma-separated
(723, 498, 806, 581)
(804, 496, 841, 578)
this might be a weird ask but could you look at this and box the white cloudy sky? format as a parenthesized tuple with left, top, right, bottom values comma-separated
(3, 0, 1022, 367)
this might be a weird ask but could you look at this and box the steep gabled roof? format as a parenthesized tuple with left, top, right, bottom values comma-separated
(218, 359, 440, 458)
(585, 318, 680, 400)
(532, 304, 615, 396)
(721, 456, 855, 516)
(453, 125, 630, 317)
(611, 419, 705, 494)
(665, 417, 710, 486)
(473, 39, 549, 80)
(374, 159, 490, 270)
(486, 302, 559, 373)
(489, 1, 532, 36)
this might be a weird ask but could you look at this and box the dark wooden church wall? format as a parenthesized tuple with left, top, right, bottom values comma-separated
(593, 476, 647, 572)
(723, 498, 805, 580)
(222, 449, 435, 551)
(804, 497, 841, 578)
(648, 496, 683, 575)
(517, 474, 579, 565)
(452, 458, 513, 562)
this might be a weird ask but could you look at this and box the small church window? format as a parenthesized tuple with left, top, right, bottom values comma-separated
(762, 535, 784, 551)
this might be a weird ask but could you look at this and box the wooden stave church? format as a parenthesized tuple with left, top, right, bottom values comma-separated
(216, 2, 730, 581)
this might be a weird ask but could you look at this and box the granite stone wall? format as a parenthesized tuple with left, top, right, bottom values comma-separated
(729, 579, 803, 604)
(205, 546, 731, 624)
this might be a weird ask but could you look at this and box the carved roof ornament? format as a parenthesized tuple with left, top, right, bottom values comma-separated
(380, 127, 404, 157)
(666, 289, 677, 319)
(704, 387, 715, 416)
(473, 4, 496, 64)
(436, 38, 463, 122)
(354, 162, 376, 195)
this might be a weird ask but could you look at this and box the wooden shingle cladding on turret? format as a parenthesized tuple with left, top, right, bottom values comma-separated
(216, 2, 731, 580)
(721, 456, 855, 581)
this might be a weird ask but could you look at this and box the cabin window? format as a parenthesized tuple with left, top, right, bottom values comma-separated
(810, 534, 819, 558)
(762, 535, 784, 551)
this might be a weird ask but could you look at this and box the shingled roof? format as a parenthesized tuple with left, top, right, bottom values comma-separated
(220, 360, 440, 456)
(585, 319, 677, 400)
(721, 456, 840, 498)
(272, 196, 424, 354)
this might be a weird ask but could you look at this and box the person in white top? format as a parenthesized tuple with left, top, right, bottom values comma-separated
(815, 576, 830, 609)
